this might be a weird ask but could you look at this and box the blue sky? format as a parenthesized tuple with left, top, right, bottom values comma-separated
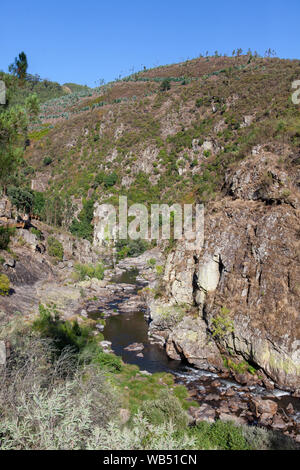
(1, 0, 300, 87)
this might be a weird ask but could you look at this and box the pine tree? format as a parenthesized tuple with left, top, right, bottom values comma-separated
(9, 51, 28, 80)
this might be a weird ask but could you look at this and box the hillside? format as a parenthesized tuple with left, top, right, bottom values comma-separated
(21, 55, 300, 227)
(0, 70, 90, 107)
(1, 54, 300, 447)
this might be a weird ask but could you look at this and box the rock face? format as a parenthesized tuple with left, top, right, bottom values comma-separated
(148, 151, 300, 391)
(0, 198, 12, 219)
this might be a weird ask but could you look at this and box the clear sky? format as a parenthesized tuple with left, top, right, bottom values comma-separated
(1, 0, 300, 87)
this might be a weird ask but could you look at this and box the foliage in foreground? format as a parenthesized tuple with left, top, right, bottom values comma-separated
(0, 313, 298, 450)
(0, 319, 119, 450)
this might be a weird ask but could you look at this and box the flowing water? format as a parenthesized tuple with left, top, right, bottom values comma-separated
(91, 269, 300, 427)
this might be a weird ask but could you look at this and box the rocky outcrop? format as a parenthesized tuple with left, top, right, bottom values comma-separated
(147, 151, 300, 391)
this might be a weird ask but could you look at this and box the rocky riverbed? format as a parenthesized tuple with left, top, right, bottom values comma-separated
(0, 230, 299, 442)
(87, 257, 300, 443)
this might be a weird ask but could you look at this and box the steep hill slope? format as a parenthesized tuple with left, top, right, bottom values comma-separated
(24, 56, 300, 213)
(9, 54, 300, 391)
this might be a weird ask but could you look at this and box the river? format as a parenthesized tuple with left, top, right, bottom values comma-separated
(90, 268, 300, 433)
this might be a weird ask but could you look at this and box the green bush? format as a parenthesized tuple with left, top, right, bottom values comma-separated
(189, 420, 249, 450)
(32, 304, 95, 354)
(147, 258, 156, 266)
(93, 351, 123, 372)
(47, 236, 64, 260)
(0, 227, 11, 250)
(140, 390, 189, 429)
(95, 171, 118, 188)
(43, 156, 53, 166)
(69, 199, 94, 241)
(116, 239, 149, 260)
(32, 191, 46, 217)
(30, 227, 42, 239)
(0, 274, 10, 296)
(0, 325, 118, 450)
(7, 186, 33, 213)
(86, 412, 193, 450)
(211, 306, 234, 339)
(160, 79, 171, 92)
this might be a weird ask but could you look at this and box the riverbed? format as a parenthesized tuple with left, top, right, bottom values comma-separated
(91, 268, 300, 436)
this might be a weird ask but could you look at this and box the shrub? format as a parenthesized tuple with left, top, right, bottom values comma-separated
(7, 186, 33, 213)
(93, 351, 123, 372)
(30, 227, 42, 239)
(32, 304, 95, 354)
(116, 239, 149, 260)
(86, 412, 194, 450)
(147, 258, 156, 267)
(0, 327, 118, 450)
(241, 424, 299, 450)
(74, 262, 104, 281)
(104, 172, 118, 188)
(0, 227, 11, 250)
(43, 156, 52, 166)
(47, 236, 64, 260)
(160, 79, 171, 92)
(211, 306, 234, 339)
(189, 420, 249, 450)
(156, 265, 164, 276)
(140, 390, 189, 429)
(32, 191, 46, 217)
(69, 199, 94, 241)
(0, 274, 10, 296)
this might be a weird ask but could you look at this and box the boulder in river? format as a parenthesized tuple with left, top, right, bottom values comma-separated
(189, 404, 216, 424)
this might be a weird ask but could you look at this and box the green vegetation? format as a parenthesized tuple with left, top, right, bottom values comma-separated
(160, 78, 171, 91)
(69, 199, 94, 241)
(147, 258, 156, 266)
(0, 309, 297, 450)
(9, 51, 28, 81)
(73, 262, 105, 281)
(140, 390, 189, 428)
(156, 265, 164, 276)
(7, 186, 33, 213)
(211, 307, 234, 339)
(30, 227, 42, 239)
(0, 227, 13, 250)
(33, 304, 96, 353)
(185, 420, 249, 450)
(43, 156, 53, 166)
(47, 236, 64, 260)
(0, 274, 10, 295)
(0, 66, 40, 193)
(95, 171, 118, 188)
(223, 357, 257, 375)
(116, 238, 149, 260)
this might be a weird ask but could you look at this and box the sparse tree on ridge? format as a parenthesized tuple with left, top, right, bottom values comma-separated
(9, 51, 28, 80)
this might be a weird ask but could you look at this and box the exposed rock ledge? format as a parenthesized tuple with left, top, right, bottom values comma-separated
(147, 154, 300, 392)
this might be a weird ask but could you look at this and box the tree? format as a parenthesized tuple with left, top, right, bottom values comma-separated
(0, 72, 39, 193)
(9, 51, 28, 80)
(160, 79, 171, 92)
(0, 104, 27, 192)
